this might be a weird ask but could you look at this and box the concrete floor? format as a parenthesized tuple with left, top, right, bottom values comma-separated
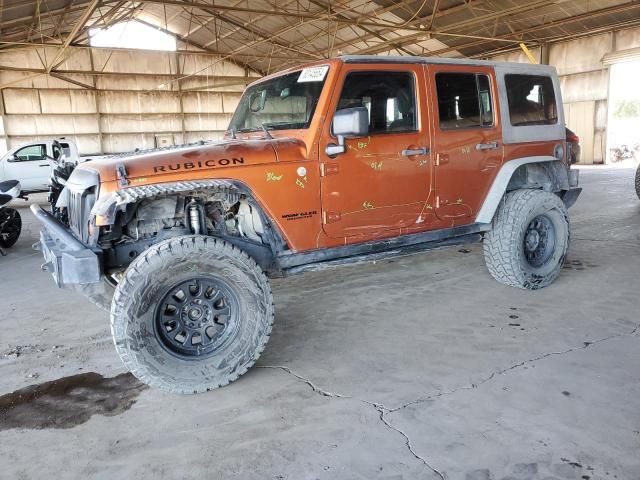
(1, 166, 639, 480)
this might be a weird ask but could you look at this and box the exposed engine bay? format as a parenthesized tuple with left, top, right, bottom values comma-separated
(118, 194, 265, 244)
(49, 157, 273, 277)
(95, 192, 270, 273)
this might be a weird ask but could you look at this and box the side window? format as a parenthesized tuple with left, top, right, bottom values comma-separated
(435, 73, 494, 129)
(478, 75, 493, 126)
(337, 71, 417, 134)
(60, 143, 71, 157)
(12, 144, 46, 162)
(505, 74, 557, 126)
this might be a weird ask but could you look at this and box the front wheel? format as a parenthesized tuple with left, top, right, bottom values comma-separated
(635, 163, 640, 200)
(483, 189, 569, 290)
(111, 236, 274, 394)
(0, 208, 21, 248)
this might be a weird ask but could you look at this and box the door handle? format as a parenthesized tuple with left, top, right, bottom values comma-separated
(476, 142, 500, 151)
(401, 147, 429, 157)
(39, 164, 50, 167)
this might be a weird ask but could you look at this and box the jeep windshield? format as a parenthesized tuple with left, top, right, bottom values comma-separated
(228, 67, 328, 133)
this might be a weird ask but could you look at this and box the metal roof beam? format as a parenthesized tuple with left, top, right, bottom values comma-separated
(431, 0, 640, 58)
(46, 0, 101, 72)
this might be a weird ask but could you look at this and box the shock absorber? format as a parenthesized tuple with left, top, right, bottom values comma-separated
(188, 199, 203, 234)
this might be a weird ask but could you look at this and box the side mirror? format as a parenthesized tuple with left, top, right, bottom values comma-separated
(326, 107, 369, 157)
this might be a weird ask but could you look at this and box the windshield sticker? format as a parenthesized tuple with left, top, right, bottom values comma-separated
(298, 65, 329, 83)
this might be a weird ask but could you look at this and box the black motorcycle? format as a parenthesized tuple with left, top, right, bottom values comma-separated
(0, 180, 22, 255)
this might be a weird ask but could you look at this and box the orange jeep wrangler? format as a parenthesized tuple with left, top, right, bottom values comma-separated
(33, 56, 581, 393)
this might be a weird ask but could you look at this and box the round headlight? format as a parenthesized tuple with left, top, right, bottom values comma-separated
(554, 143, 564, 161)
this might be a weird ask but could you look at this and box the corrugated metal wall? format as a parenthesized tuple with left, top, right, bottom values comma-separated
(491, 26, 640, 164)
(0, 46, 259, 156)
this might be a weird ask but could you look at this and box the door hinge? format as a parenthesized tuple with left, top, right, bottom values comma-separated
(436, 196, 440, 209)
(435, 153, 440, 166)
(320, 163, 339, 176)
(322, 211, 341, 224)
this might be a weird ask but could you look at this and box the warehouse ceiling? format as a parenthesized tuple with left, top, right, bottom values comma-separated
(1, 0, 640, 75)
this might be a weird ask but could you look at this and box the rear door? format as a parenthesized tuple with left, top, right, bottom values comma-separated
(3, 143, 51, 191)
(319, 64, 433, 239)
(427, 65, 503, 223)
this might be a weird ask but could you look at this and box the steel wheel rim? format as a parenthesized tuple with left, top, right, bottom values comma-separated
(154, 277, 239, 359)
(523, 214, 556, 268)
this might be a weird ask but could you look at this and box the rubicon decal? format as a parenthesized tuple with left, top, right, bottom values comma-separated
(153, 157, 245, 173)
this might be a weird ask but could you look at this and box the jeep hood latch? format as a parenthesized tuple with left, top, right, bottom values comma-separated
(116, 162, 129, 187)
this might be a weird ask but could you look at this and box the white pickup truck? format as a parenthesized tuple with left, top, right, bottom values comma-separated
(0, 138, 81, 194)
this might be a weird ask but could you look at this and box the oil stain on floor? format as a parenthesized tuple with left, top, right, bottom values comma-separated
(0, 372, 147, 431)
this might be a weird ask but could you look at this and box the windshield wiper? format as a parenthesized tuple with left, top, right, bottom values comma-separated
(234, 124, 275, 138)
(259, 123, 273, 139)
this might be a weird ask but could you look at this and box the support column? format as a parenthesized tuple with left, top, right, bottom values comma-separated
(175, 52, 186, 144)
(0, 88, 7, 155)
(89, 50, 104, 154)
(540, 43, 550, 65)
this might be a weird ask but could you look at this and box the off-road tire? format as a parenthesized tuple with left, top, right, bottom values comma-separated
(0, 207, 21, 248)
(111, 235, 274, 394)
(635, 163, 640, 200)
(483, 189, 569, 290)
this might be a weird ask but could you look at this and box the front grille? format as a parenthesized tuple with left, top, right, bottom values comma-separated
(67, 187, 96, 243)
(64, 167, 99, 243)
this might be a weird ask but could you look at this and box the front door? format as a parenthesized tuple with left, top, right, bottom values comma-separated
(319, 65, 433, 239)
(427, 65, 503, 224)
(3, 144, 51, 191)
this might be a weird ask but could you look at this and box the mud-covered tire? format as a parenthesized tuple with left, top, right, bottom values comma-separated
(635, 163, 640, 200)
(0, 207, 21, 248)
(111, 235, 274, 394)
(483, 189, 569, 290)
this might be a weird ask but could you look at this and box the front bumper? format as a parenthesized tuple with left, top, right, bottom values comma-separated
(31, 205, 101, 288)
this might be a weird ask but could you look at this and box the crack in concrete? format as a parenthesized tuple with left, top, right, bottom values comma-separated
(256, 366, 349, 398)
(259, 323, 639, 480)
(375, 405, 447, 480)
(258, 364, 444, 479)
(387, 323, 640, 413)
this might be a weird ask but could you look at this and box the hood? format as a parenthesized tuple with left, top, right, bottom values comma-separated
(77, 137, 307, 183)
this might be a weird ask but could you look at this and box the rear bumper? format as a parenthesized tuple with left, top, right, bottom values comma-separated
(31, 204, 101, 287)
(562, 168, 581, 208)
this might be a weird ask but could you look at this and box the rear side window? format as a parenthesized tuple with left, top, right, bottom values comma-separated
(435, 73, 494, 129)
(505, 74, 557, 126)
(337, 71, 417, 134)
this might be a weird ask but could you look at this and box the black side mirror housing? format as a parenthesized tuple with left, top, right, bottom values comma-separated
(326, 107, 369, 156)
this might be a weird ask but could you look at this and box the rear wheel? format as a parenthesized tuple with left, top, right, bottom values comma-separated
(483, 189, 569, 290)
(635, 163, 640, 199)
(0, 208, 21, 248)
(110, 235, 274, 394)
